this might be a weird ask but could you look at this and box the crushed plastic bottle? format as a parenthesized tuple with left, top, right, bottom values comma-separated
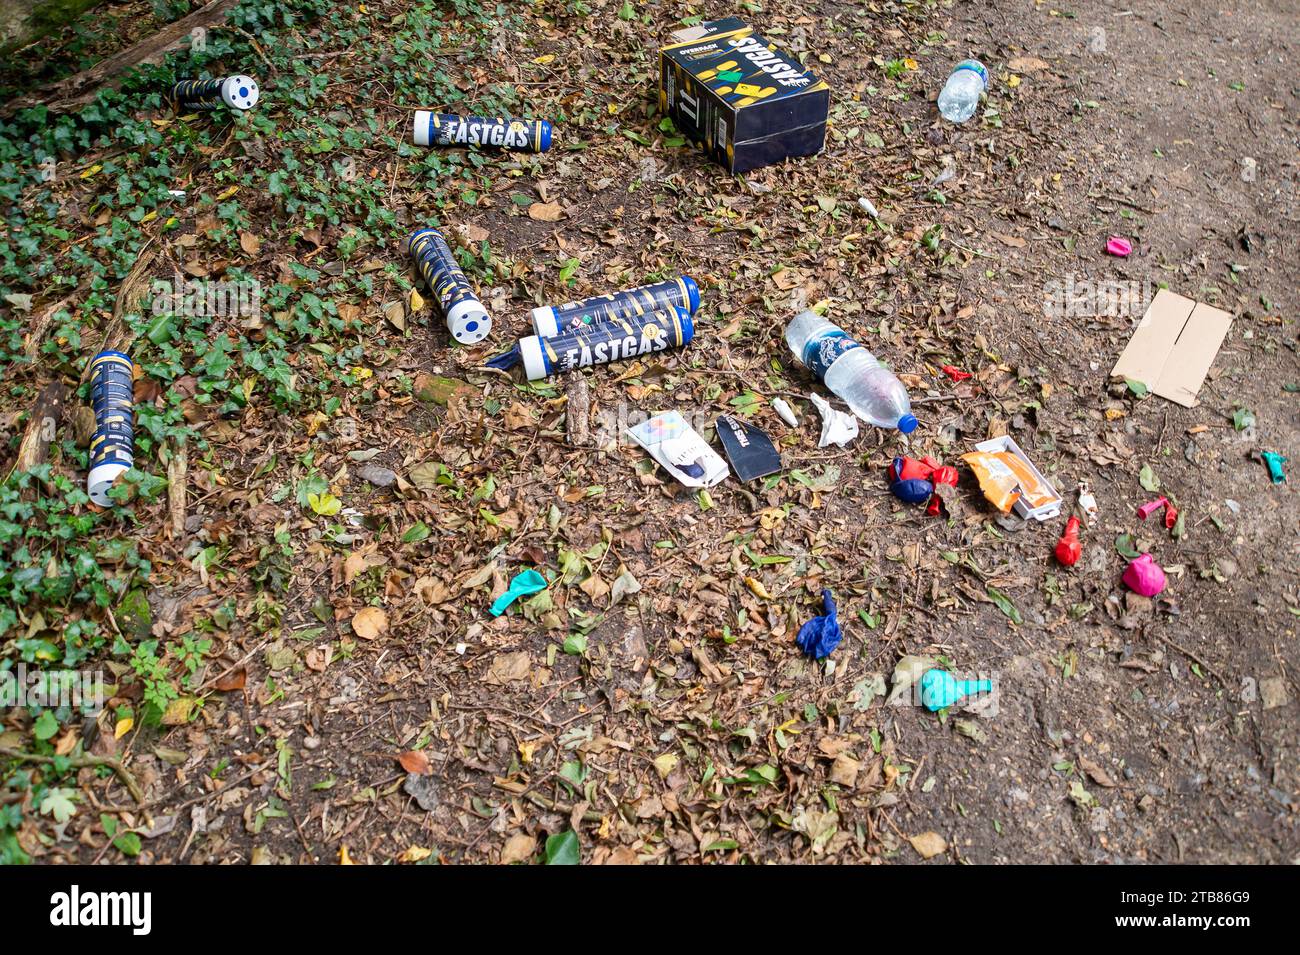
(937, 59, 988, 123)
(785, 311, 918, 434)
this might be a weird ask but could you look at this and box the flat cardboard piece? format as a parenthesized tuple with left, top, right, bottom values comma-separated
(626, 411, 729, 488)
(1110, 289, 1233, 407)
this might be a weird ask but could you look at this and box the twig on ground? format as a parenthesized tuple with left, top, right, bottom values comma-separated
(0, 746, 144, 804)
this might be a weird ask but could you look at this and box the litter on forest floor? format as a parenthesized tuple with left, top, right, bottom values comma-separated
(1137, 496, 1169, 519)
(937, 58, 988, 123)
(1055, 516, 1082, 566)
(809, 393, 858, 448)
(1077, 482, 1099, 524)
(887, 455, 957, 516)
(795, 590, 841, 659)
(1123, 553, 1167, 597)
(1259, 451, 1288, 484)
(489, 569, 548, 617)
(787, 310, 917, 433)
(963, 435, 1062, 521)
(1137, 496, 1179, 529)
(172, 75, 259, 111)
(529, 276, 699, 338)
(772, 397, 799, 427)
(1106, 235, 1133, 257)
(1110, 289, 1234, 407)
(405, 227, 492, 344)
(626, 411, 729, 488)
(412, 112, 552, 152)
(660, 17, 830, 174)
(715, 414, 781, 482)
(919, 669, 993, 712)
(86, 350, 134, 507)
(489, 307, 693, 380)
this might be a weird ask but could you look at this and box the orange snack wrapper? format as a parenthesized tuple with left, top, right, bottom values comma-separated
(961, 450, 1058, 513)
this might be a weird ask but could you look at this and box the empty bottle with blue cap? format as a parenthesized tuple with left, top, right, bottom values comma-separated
(785, 311, 917, 434)
(937, 59, 988, 123)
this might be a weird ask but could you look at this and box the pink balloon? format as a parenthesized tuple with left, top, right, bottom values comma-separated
(1106, 236, 1133, 257)
(1123, 553, 1166, 597)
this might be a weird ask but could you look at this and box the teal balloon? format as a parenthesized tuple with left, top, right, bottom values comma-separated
(919, 669, 992, 711)
(1261, 451, 1287, 484)
(489, 569, 548, 617)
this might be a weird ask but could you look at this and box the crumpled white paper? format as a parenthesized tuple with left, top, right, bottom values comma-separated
(810, 394, 858, 448)
(772, 397, 799, 428)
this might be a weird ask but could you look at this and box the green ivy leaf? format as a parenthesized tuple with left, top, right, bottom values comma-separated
(113, 832, 142, 857)
(1115, 533, 1141, 559)
(1139, 464, 1160, 492)
(985, 586, 1023, 625)
(545, 830, 580, 865)
(308, 492, 341, 516)
(39, 788, 77, 824)
(33, 710, 59, 740)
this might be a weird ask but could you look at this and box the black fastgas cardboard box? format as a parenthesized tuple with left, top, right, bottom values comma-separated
(658, 17, 830, 174)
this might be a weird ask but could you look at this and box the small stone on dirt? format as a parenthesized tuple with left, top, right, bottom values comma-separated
(1259, 676, 1289, 710)
(357, 464, 397, 487)
(403, 772, 439, 811)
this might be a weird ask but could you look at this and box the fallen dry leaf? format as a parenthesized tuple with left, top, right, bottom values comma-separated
(528, 201, 563, 222)
(398, 750, 432, 775)
(500, 833, 536, 864)
(214, 667, 247, 692)
(485, 650, 531, 685)
(1007, 55, 1050, 72)
(351, 606, 389, 640)
(909, 831, 947, 859)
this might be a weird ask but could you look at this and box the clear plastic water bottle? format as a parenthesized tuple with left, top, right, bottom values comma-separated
(937, 59, 988, 123)
(785, 311, 917, 433)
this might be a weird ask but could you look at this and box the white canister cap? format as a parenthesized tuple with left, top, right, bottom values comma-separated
(87, 461, 130, 507)
(519, 335, 549, 381)
(446, 298, 491, 345)
(529, 306, 560, 339)
(413, 110, 433, 146)
(221, 75, 259, 110)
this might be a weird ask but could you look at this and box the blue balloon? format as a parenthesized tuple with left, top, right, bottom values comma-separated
(796, 589, 842, 659)
(891, 478, 934, 504)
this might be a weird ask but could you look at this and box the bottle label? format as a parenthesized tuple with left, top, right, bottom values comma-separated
(541, 308, 692, 377)
(426, 114, 547, 152)
(803, 330, 861, 381)
(953, 59, 988, 89)
(546, 277, 693, 335)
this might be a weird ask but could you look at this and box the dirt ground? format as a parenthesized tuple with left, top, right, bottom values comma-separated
(2, 0, 1296, 864)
